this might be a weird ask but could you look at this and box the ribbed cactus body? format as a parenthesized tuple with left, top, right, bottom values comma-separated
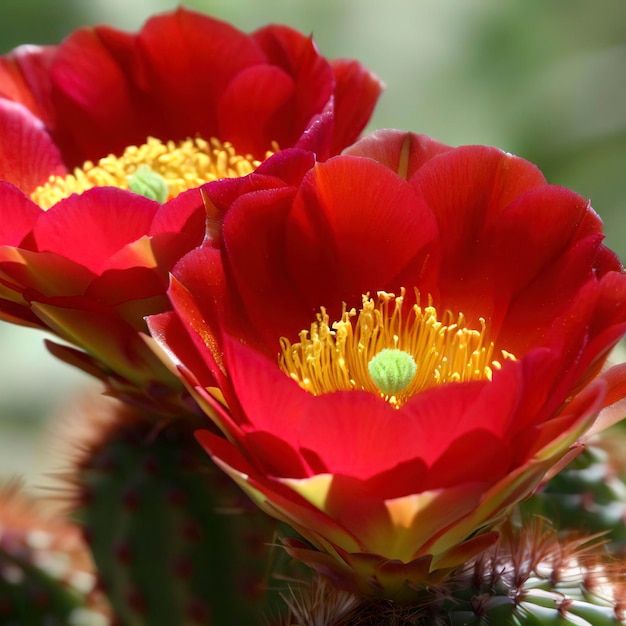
(74, 404, 278, 626)
(439, 575, 623, 626)
(521, 440, 626, 552)
(279, 521, 625, 626)
(425, 523, 625, 626)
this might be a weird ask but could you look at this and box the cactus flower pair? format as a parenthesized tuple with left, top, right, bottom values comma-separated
(1, 5, 625, 605)
(148, 130, 626, 596)
(0, 8, 381, 394)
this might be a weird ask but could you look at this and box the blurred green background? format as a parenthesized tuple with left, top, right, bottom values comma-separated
(0, 0, 625, 484)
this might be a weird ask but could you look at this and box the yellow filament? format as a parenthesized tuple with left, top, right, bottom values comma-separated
(31, 136, 264, 209)
(279, 289, 515, 408)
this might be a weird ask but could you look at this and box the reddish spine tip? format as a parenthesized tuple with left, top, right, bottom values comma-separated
(167, 488, 187, 507)
(122, 488, 139, 511)
(173, 556, 194, 579)
(186, 597, 210, 623)
(126, 587, 146, 615)
(114, 540, 132, 565)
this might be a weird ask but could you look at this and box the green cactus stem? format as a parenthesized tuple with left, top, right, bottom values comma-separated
(70, 398, 280, 626)
(278, 519, 625, 625)
(520, 437, 626, 554)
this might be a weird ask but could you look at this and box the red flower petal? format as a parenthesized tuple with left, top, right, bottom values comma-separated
(147, 310, 222, 395)
(486, 186, 594, 333)
(0, 248, 94, 298)
(413, 146, 547, 251)
(0, 182, 42, 245)
(328, 59, 384, 155)
(85, 267, 166, 306)
(252, 26, 335, 140)
(587, 362, 626, 436)
(498, 235, 606, 359)
(48, 10, 265, 165)
(284, 155, 439, 318)
(323, 476, 491, 563)
(148, 187, 205, 237)
(222, 336, 427, 479)
(0, 44, 56, 123)
(197, 429, 364, 553)
(0, 101, 66, 192)
(410, 146, 548, 326)
(30, 298, 172, 384)
(162, 264, 233, 393)
(221, 337, 523, 489)
(217, 65, 296, 155)
(220, 181, 313, 348)
(32, 188, 158, 273)
(48, 27, 139, 166)
(425, 429, 511, 489)
(344, 129, 453, 179)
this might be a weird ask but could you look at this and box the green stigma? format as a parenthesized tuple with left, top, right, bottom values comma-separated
(128, 164, 169, 202)
(368, 348, 417, 396)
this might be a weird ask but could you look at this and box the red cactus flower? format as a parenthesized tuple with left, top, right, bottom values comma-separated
(148, 130, 626, 596)
(0, 184, 205, 392)
(0, 7, 382, 194)
(0, 9, 381, 398)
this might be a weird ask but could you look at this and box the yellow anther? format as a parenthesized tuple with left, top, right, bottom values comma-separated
(31, 136, 265, 209)
(279, 289, 515, 408)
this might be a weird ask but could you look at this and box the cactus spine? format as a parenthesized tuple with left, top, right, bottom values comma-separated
(278, 520, 625, 625)
(521, 437, 626, 554)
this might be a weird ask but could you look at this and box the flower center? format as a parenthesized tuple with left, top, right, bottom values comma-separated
(368, 348, 417, 396)
(30, 136, 264, 209)
(279, 289, 515, 408)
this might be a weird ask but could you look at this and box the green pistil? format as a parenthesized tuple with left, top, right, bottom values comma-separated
(368, 348, 417, 396)
(128, 165, 169, 202)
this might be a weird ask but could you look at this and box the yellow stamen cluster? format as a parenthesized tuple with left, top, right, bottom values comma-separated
(31, 136, 263, 209)
(279, 289, 515, 409)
